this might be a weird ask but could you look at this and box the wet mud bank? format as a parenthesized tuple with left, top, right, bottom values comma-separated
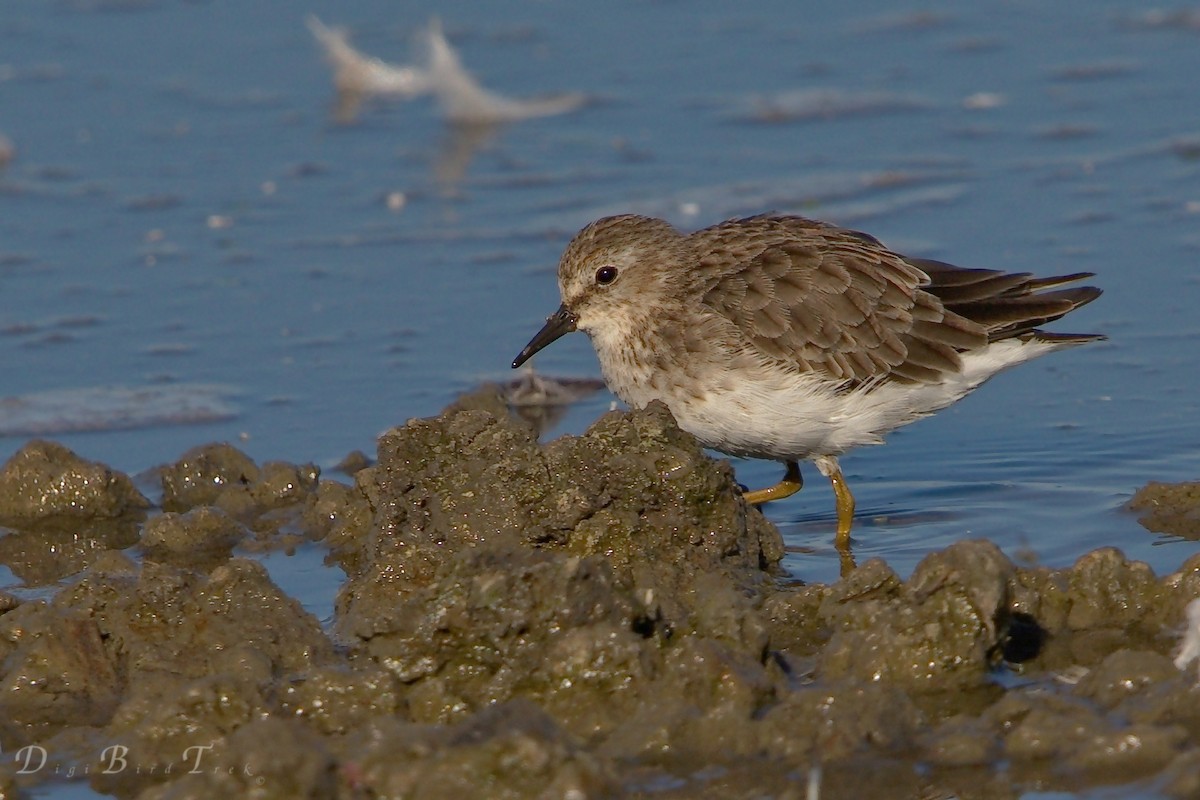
(1, 392, 1199, 798)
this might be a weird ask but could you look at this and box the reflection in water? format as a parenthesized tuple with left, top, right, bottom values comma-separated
(0, 132, 13, 171)
(0, 517, 142, 587)
(434, 121, 503, 191)
(307, 15, 585, 125)
(500, 367, 606, 437)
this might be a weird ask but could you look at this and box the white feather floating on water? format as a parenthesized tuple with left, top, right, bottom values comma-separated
(306, 15, 585, 124)
(306, 15, 429, 100)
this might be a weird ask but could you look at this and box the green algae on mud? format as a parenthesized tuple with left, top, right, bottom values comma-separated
(1129, 480, 1200, 539)
(0, 391, 1199, 798)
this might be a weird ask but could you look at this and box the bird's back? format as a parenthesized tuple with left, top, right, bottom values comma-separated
(689, 215, 1103, 390)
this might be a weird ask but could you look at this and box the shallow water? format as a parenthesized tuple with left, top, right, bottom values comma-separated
(3, 4, 1198, 572)
(1, 4, 1199, 794)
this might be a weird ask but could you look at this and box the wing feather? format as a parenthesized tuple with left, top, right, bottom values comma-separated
(693, 215, 1102, 385)
(696, 216, 985, 384)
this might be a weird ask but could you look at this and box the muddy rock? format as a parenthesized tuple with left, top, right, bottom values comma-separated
(157, 443, 327, 552)
(1065, 547, 1160, 631)
(140, 505, 248, 555)
(57, 554, 334, 685)
(760, 579, 831, 665)
(1010, 548, 1171, 671)
(159, 444, 318, 517)
(1008, 563, 1072, 638)
(333, 448, 372, 476)
(596, 629, 780, 765)
(0, 763, 15, 798)
(279, 663, 405, 736)
(990, 689, 1108, 762)
(305, 479, 373, 574)
(817, 540, 1013, 690)
(347, 401, 782, 591)
(4, 399, 1200, 799)
(754, 681, 921, 763)
(0, 601, 121, 734)
(1091, 647, 1200, 740)
(1163, 749, 1200, 798)
(159, 442, 261, 513)
(1, 549, 333, 750)
(338, 543, 657, 736)
(1073, 649, 1183, 709)
(345, 406, 544, 587)
(91, 672, 273, 796)
(918, 713, 1001, 767)
(249, 460, 321, 509)
(0, 416, 146, 590)
(0, 439, 148, 524)
(0, 552, 340, 795)
(135, 716, 338, 800)
(996, 688, 1188, 782)
(338, 402, 787, 743)
(1161, 551, 1200, 627)
(543, 404, 785, 591)
(1128, 479, 1200, 538)
(340, 700, 617, 800)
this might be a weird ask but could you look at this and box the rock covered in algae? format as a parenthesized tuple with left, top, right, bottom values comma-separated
(158, 442, 320, 523)
(1128, 479, 1200, 538)
(140, 505, 248, 555)
(0, 441, 148, 585)
(815, 540, 1013, 689)
(339, 700, 616, 800)
(345, 399, 783, 588)
(0, 439, 148, 524)
(334, 399, 786, 740)
(2, 394, 1200, 799)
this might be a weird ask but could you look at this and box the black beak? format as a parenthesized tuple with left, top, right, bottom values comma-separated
(512, 305, 578, 368)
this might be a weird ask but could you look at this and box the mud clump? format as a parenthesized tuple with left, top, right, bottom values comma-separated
(1, 395, 1200, 798)
(0, 441, 148, 585)
(140, 506, 248, 557)
(1129, 479, 1200, 538)
(0, 439, 148, 524)
(158, 443, 328, 551)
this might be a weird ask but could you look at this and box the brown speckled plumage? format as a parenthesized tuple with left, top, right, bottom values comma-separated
(690, 215, 1099, 386)
(513, 213, 1103, 545)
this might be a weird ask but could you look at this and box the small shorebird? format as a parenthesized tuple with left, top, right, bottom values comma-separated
(512, 214, 1103, 545)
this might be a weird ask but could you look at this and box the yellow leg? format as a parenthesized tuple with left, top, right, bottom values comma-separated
(838, 545, 857, 578)
(827, 464, 856, 546)
(741, 461, 803, 505)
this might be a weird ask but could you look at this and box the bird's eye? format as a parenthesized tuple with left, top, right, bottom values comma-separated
(595, 266, 619, 286)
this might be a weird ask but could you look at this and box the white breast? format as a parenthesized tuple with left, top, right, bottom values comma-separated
(601, 337, 1065, 462)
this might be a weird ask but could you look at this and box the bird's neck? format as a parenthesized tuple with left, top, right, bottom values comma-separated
(588, 305, 694, 406)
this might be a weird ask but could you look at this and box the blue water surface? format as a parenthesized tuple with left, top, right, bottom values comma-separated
(1, 0, 1198, 620)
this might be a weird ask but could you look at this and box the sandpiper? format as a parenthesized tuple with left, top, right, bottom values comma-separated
(512, 214, 1103, 544)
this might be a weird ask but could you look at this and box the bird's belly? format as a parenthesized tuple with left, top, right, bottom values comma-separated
(607, 366, 883, 461)
(669, 377, 879, 460)
(595, 328, 1058, 461)
(611, 364, 983, 462)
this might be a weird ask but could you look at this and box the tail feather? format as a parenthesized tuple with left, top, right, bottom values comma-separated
(918, 260, 1103, 343)
(1027, 330, 1107, 345)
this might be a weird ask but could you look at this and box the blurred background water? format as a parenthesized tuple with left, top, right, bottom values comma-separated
(1, 0, 1198, 599)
